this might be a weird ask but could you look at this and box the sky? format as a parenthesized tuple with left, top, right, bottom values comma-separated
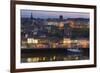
(21, 9, 90, 19)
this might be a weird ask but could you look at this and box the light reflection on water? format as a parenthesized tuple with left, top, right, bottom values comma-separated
(21, 55, 89, 63)
(21, 48, 89, 63)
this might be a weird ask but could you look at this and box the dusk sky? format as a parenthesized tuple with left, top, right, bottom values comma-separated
(21, 10, 90, 19)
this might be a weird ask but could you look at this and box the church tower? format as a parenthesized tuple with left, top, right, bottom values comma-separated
(30, 12, 33, 20)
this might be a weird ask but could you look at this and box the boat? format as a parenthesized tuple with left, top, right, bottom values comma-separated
(67, 48, 81, 53)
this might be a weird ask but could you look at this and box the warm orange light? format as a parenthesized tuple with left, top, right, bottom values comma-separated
(63, 38, 71, 44)
(79, 40, 89, 48)
(59, 22, 64, 29)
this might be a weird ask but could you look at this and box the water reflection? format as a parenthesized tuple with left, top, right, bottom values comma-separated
(21, 48, 89, 63)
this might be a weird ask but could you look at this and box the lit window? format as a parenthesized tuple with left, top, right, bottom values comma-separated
(27, 38, 38, 44)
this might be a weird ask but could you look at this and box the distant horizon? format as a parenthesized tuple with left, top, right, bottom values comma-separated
(21, 16, 90, 20)
(21, 10, 90, 19)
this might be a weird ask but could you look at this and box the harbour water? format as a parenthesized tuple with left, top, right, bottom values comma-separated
(21, 48, 89, 63)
